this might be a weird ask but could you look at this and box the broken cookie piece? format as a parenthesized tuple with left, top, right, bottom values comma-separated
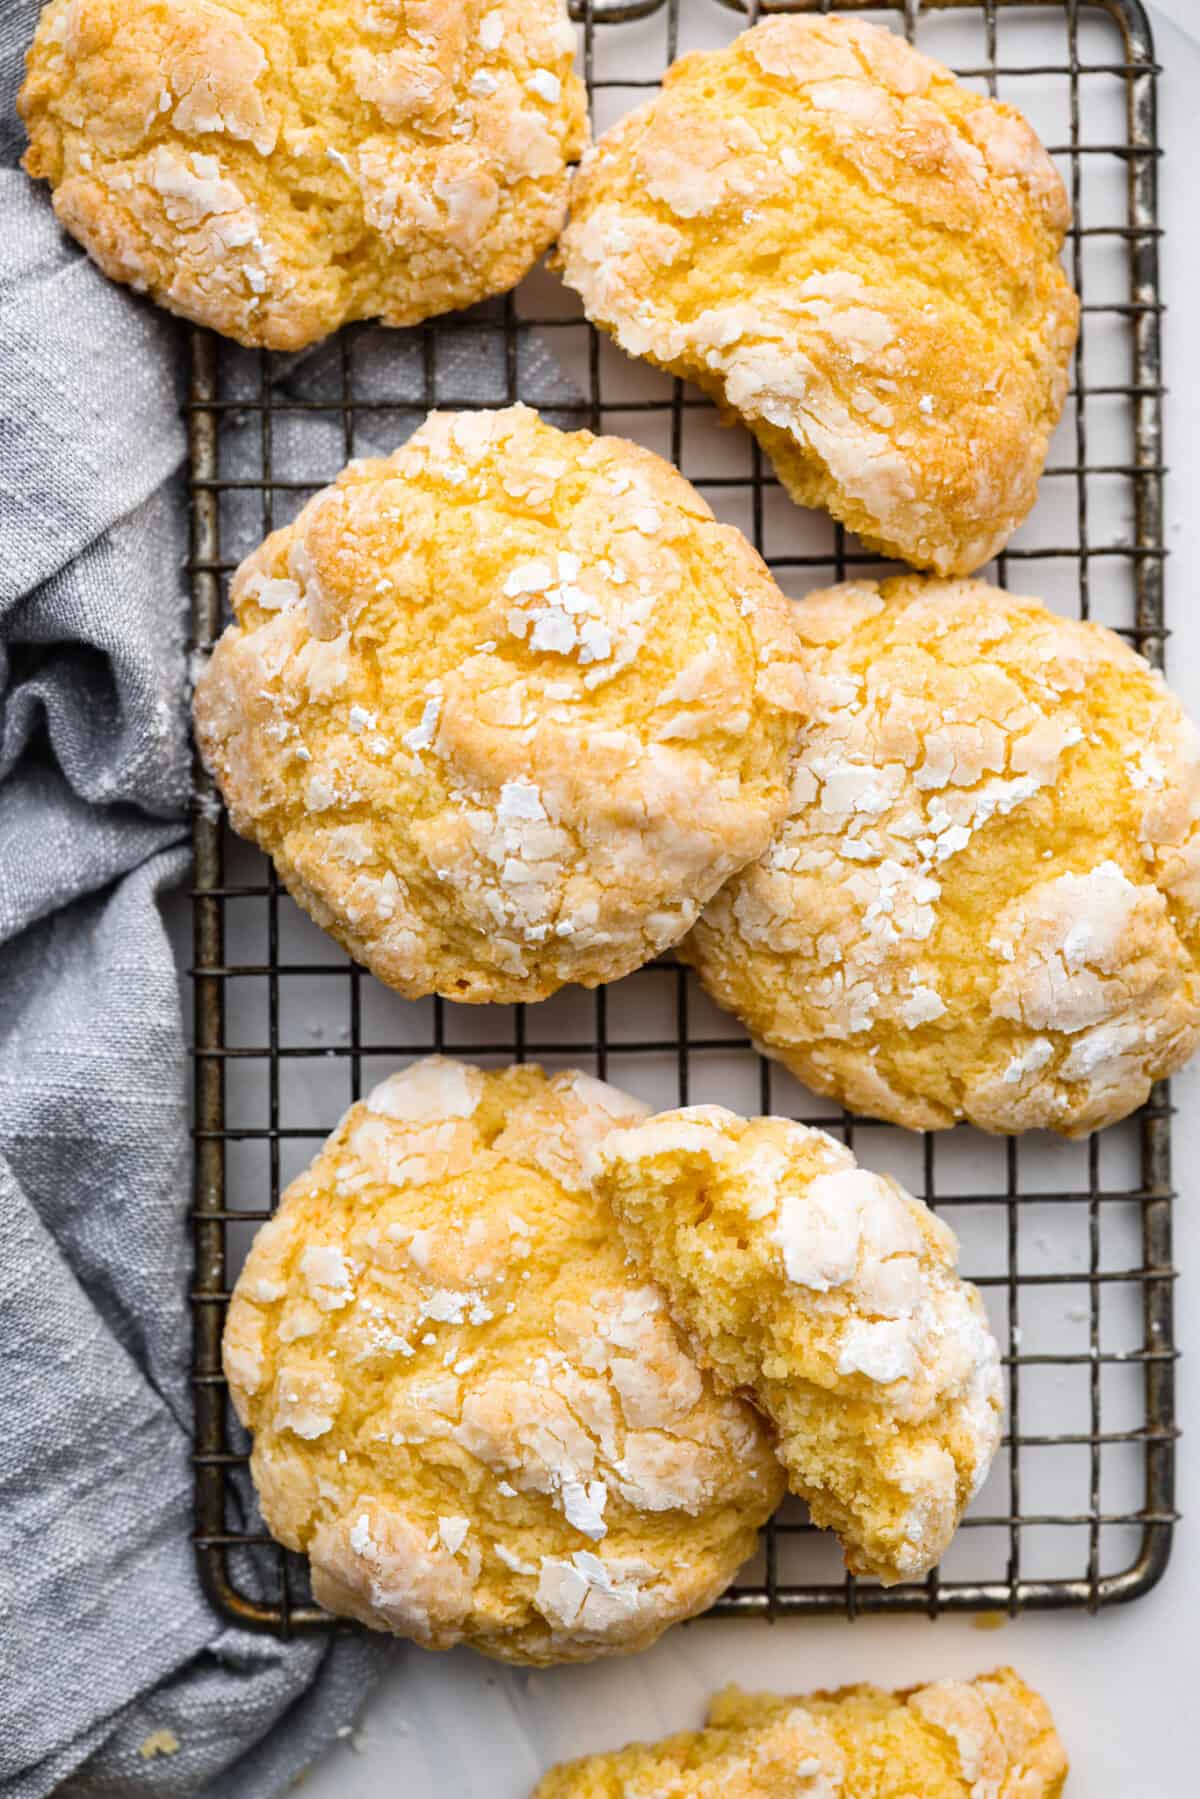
(596, 1105, 1002, 1584)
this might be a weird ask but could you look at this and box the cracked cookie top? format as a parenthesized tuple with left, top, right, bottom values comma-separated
(595, 1105, 1002, 1585)
(20, 0, 586, 348)
(555, 14, 1078, 575)
(193, 404, 806, 1004)
(224, 1058, 784, 1662)
(533, 1668, 1068, 1798)
(684, 575, 1200, 1137)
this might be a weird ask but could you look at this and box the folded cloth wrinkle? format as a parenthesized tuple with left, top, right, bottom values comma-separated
(0, 5, 392, 1792)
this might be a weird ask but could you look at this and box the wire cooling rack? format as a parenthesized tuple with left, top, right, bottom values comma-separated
(188, 0, 1174, 1632)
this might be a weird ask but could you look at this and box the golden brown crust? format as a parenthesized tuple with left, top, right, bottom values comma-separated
(684, 575, 1200, 1137)
(20, 0, 587, 348)
(534, 1667, 1068, 1798)
(193, 404, 807, 1004)
(224, 1058, 785, 1663)
(555, 14, 1078, 575)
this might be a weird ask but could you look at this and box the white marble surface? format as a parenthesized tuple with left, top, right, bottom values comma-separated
(185, 5, 1200, 1792)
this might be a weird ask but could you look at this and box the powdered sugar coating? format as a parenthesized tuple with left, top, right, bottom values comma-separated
(685, 575, 1200, 1137)
(554, 14, 1077, 576)
(223, 1059, 783, 1663)
(193, 404, 806, 1004)
(20, 0, 586, 349)
(534, 1668, 1068, 1798)
(596, 1106, 1002, 1585)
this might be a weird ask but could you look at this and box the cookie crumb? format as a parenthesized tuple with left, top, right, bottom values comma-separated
(138, 1729, 180, 1761)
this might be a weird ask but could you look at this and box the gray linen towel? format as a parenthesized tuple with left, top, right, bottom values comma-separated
(0, 4, 391, 1789)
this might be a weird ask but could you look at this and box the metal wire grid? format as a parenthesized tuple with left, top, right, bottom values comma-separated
(188, 0, 1174, 1633)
